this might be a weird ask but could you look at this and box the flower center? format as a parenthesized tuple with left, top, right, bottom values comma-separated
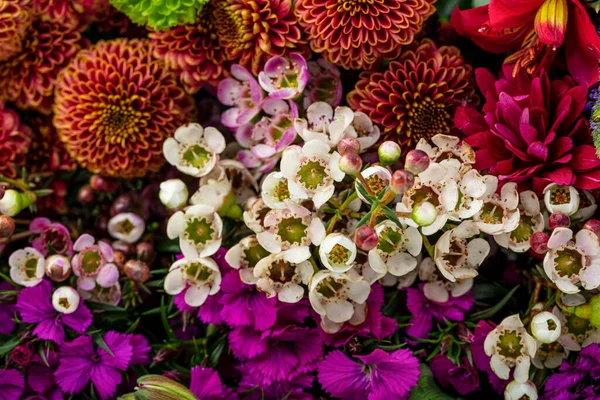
(268, 259, 295, 283)
(213, 1, 255, 53)
(549, 186, 571, 205)
(405, 98, 450, 144)
(270, 62, 300, 90)
(81, 250, 102, 274)
(316, 276, 345, 299)
(409, 185, 440, 207)
(564, 313, 591, 337)
(272, 179, 291, 202)
(185, 262, 213, 283)
(365, 174, 389, 197)
(182, 142, 211, 169)
(24, 257, 39, 278)
(441, 238, 466, 268)
(479, 201, 504, 224)
(327, 244, 351, 265)
(92, 101, 147, 146)
(554, 248, 583, 277)
(298, 159, 330, 191)
(510, 215, 534, 243)
(58, 296, 71, 309)
(243, 243, 270, 269)
(277, 217, 307, 245)
(184, 217, 215, 245)
(115, 218, 135, 235)
(537, 341, 563, 358)
(377, 227, 402, 254)
(496, 330, 523, 359)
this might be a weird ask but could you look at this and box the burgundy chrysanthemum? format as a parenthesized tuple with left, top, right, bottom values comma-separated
(0, 17, 85, 114)
(455, 68, 600, 194)
(31, 0, 109, 30)
(0, 0, 31, 62)
(0, 102, 32, 178)
(212, 0, 309, 75)
(347, 39, 475, 148)
(53, 39, 195, 178)
(149, 3, 228, 94)
(26, 113, 76, 173)
(295, 0, 435, 70)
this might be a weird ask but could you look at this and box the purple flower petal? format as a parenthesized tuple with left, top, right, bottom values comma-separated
(98, 331, 133, 371)
(62, 302, 93, 334)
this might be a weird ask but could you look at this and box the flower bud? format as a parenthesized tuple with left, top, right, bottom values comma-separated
(504, 380, 538, 400)
(113, 250, 127, 270)
(337, 136, 361, 155)
(404, 149, 430, 175)
(390, 170, 414, 194)
(159, 179, 189, 209)
(110, 193, 139, 216)
(530, 232, 550, 254)
(411, 201, 437, 227)
(90, 175, 118, 193)
(52, 286, 80, 314)
(583, 219, 600, 238)
(378, 141, 401, 166)
(354, 225, 378, 251)
(133, 375, 198, 400)
(107, 212, 145, 244)
(543, 184, 579, 216)
(338, 153, 363, 176)
(136, 242, 156, 264)
(0, 215, 15, 238)
(530, 311, 561, 343)
(77, 184, 95, 205)
(11, 343, 33, 367)
(45, 255, 71, 282)
(0, 189, 35, 217)
(124, 259, 150, 283)
(548, 212, 570, 230)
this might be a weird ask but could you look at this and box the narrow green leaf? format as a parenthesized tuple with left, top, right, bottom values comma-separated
(382, 206, 402, 227)
(94, 334, 114, 356)
(355, 210, 373, 228)
(408, 365, 454, 400)
(0, 336, 21, 356)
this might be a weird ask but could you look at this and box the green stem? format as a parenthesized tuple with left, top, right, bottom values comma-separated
(0, 175, 31, 192)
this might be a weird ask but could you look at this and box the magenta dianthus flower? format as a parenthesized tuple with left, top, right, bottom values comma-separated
(430, 354, 480, 396)
(0, 369, 24, 400)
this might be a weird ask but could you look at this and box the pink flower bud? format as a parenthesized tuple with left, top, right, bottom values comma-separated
(124, 259, 151, 283)
(530, 232, 550, 254)
(354, 225, 378, 251)
(45, 255, 71, 282)
(390, 170, 415, 194)
(404, 149, 430, 174)
(90, 175, 118, 193)
(378, 141, 401, 165)
(339, 153, 363, 176)
(337, 136, 361, 155)
(583, 219, 600, 238)
(548, 212, 570, 230)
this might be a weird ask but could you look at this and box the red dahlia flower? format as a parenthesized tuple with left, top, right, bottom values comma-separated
(0, 102, 32, 178)
(451, 0, 600, 87)
(455, 67, 600, 194)
(294, 0, 435, 70)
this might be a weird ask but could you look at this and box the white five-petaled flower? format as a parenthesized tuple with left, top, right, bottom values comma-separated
(163, 123, 226, 177)
(242, 197, 271, 234)
(189, 164, 232, 210)
(504, 381, 538, 400)
(494, 190, 544, 253)
(261, 171, 298, 209)
(164, 257, 221, 307)
(9, 247, 45, 287)
(281, 139, 345, 208)
(52, 286, 80, 314)
(473, 177, 520, 235)
(355, 166, 392, 204)
(167, 205, 223, 259)
(434, 221, 490, 282)
(225, 235, 271, 284)
(543, 184, 580, 216)
(368, 220, 422, 277)
(553, 305, 600, 351)
(319, 233, 357, 273)
(543, 227, 600, 294)
(107, 212, 145, 244)
(294, 101, 354, 147)
(416, 134, 476, 174)
(484, 314, 537, 383)
(572, 189, 597, 221)
(253, 253, 313, 303)
(341, 111, 380, 151)
(257, 200, 325, 262)
(446, 169, 488, 221)
(418, 257, 473, 303)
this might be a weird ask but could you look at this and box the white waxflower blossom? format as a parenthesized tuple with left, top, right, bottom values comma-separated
(355, 166, 392, 203)
(164, 257, 221, 307)
(553, 306, 600, 351)
(261, 171, 298, 209)
(190, 164, 232, 210)
(504, 381, 538, 400)
(107, 213, 145, 244)
(572, 189, 597, 221)
(167, 205, 223, 259)
(9, 247, 45, 287)
(415, 134, 476, 171)
(225, 235, 271, 284)
(52, 286, 81, 314)
(418, 257, 473, 303)
(484, 314, 537, 383)
(530, 311, 561, 344)
(473, 177, 520, 235)
(341, 111, 380, 151)
(243, 197, 271, 234)
(319, 233, 357, 273)
(254, 253, 313, 303)
(294, 102, 354, 147)
(163, 123, 226, 177)
(543, 184, 580, 216)
(159, 179, 189, 209)
(494, 190, 544, 252)
(368, 220, 422, 277)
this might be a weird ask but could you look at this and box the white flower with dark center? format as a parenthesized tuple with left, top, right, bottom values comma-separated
(530, 311, 561, 344)
(368, 220, 422, 277)
(543, 227, 600, 293)
(416, 134, 476, 174)
(319, 233, 357, 273)
(495, 191, 545, 253)
(243, 197, 271, 234)
(294, 102, 354, 147)
(434, 221, 490, 282)
(253, 253, 313, 303)
(163, 123, 226, 177)
(543, 184, 580, 216)
(107, 213, 145, 244)
(341, 111, 380, 151)
(9, 247, 45, 287)
(355, 166, 392, 204)
(308, 270, 370, 326)
(418, 257, 473, 303)
(257, 200, 325, 262)
(261, 171, 297, 209)
(164, 257, 221, 307)
(572, 189, 597, 221)
(225, 235, 271, 284)
(281, 139, 344, 209)
(167, 205, 223, 259)
(553, 306, 600, 351)
(484, 314, 537, 383)
(473, 177, 520, 235)
(190, 164, 232, 210)
(504, 381, 538, 400)
(52, 286, 80, 314)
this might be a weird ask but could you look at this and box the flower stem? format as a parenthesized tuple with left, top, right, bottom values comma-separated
(0, 230, 33, 244)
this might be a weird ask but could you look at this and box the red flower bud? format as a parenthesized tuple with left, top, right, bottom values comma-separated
(77, 185, 95, 205)
(90, 175, 118, 193)
(390, 170, 414, 194)
(337, 136, 361, 155)
(404, 149, 430, 174)
(339, 153, 363, 176)
(124, 259, 150, 283)
(548, 212, 570, 230)
(530, 232, 550, 254)
(354, 225, 378, 251)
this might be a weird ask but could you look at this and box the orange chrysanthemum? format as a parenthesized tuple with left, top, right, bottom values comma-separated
(0, 0, 32, 62)
(295, 0, 436, 70)
(0, 102, 32, 178)
(53, 39, 195, 178)
(149, 3, 228, 94)
(212, 0, 309, 75)
(347, 39, 475, 147)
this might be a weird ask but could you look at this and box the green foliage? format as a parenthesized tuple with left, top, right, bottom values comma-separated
(110, 0, 210, 31)
(408, 365, 455, 400)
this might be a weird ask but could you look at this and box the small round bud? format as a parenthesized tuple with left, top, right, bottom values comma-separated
(124, 259, 150, 283)
(354, 225, 379, 251)
(404, 149, 430, 175)
(159, 179, 189, 209)
(530, 311, 561, 343)
(77, 184, 95, 205)
(583, 219, 600, 238)
(110, 193, 139, 217)
(0, 189, 35, 217)
(136, 242, 156, 264)
(45, 255, 72, 282)
(90, 175, 118, 193)
(113, 250, 127, 270)
(0, 215, 15, 238)
(548, 212, 570, 230)
(390, 170, 414, 194)
(107, 212, 145, 244)
(52, 286, 80, 314)
(378, 141, 401, 166)
(530, 232, 550, 254)
(504, 381, 538, 400)
(411, 201, 437, 227)
(338, 153, 363, 176)
(337, 136, 361, 155)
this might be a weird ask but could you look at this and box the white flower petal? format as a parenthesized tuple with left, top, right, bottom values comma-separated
(467, 238, 490, 267)
(423, 281, 449, 303)
(203, 127, 226, 153)
(547, 227, 573, 250)
(575, 229, 600, 256)
(280, 147, 301, 178)
(184, 284, 211, 307)
(490, 354, 511, 380)
(513, 357, 531, 384)
(324, 299, 354, 323)
(164, 267, 186, 295)
(278, 283, 304, 303)
(174, 123, 203, 144)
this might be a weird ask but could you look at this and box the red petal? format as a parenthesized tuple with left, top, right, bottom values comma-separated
(489, 0, 544, 29)
(565, 1, 600, 87)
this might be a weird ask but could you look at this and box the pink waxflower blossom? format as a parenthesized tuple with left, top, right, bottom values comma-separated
(258, 53, 309, 100)
(218, 65, 264, 129)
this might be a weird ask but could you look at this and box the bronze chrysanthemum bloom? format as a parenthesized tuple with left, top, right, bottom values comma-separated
(212, 0, 309, 75)
(0, 18, 85, 114)
(53, 39, 195, 178)
(0, 0, 31, 62)
(149, 3, 228, 94)
(0, 102, 32, 178)
(347, 39, 475, 148)
(295, 0, 436, 70)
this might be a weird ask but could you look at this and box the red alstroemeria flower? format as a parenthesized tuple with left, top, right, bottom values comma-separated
(451, 0, 600, 87)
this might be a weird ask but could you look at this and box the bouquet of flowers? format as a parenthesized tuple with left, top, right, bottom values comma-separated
(1, 0, 600, 399)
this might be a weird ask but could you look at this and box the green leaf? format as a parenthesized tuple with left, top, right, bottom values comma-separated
(157, 238, 181, 253)
(382, 206, 402, 227)
(125, 318, 141, 334)
(356, 181, 376, 203)
(469, 285, 520, 321)
(408, 365, 454, 400)
(0, 335, 21, 356)
(94, 333, 114, 356)
(209, 335, 227, 367)
(160, 296, 177, 341)
(355, 210, 373, 228)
